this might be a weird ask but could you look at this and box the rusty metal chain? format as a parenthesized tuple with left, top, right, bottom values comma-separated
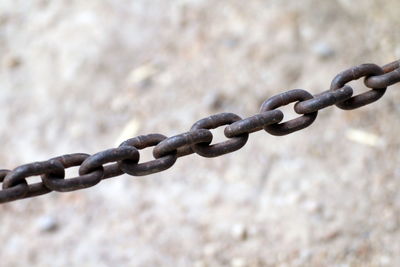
(1, 60, 399, 204)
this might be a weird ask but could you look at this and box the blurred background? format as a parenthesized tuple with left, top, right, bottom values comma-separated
(1, 0, 400, 266)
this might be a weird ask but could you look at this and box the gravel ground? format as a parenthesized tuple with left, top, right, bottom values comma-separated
(1, 0, 400, 266)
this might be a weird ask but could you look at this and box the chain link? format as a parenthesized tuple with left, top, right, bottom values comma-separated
(119, 134, 178, 176)
(331, 63, 387, 110)
(364, 60, 400, 88)
(260, 89, 318, 136)
(190, 113, 249, 157)
(1, 59, 399, 203)
(294, 86, 353, 114)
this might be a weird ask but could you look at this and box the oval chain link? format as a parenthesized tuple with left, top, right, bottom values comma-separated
(294, 86, 353, 114)
(1, 160, 65, 203)
(224, 110, 284, 138)
(153, 129, 213, 158)
(0, 169, 27, 203)
(119, 134, 177, 176)
(190, 113, 249, 158)
(80, 146, 140, 180)
(41, 153, 102, 192)
(330, 63, 387, 110)
(364, 60, 400, 88)
(260, 89, 318, 136)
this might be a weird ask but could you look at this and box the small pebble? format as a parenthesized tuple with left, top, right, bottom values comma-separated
(231, 223, 248, 241)
(36, 215, 59, 233)
(346, 128, 384, 147)
(320, 228, 341, 241)
(127, 63, 159, 88)
(3, 55, 22, 69)
(312, 42, 335, 59)
(303, 200, 321, 214)
(231, 258, 246, 267)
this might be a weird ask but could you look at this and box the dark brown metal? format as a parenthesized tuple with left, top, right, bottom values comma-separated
(224, 110, 284, 138)
(0, 59, 399, 203)
(190, 113, 249, 157)
(153, 129, 213, 158)
(80, 146, 140, 180)
(331, 63, 386, 110)
(42, 153, 103, 192)
(364, 60, 400, 88)
(1, 160, 65, 203)
(0, 170, 10, 182)
(0, 182, 28, 203)
(260, 89, 318, 136)
(294, 86, 353, 114)
(0, 169, 28, 203)
(119, 134, 177, 176)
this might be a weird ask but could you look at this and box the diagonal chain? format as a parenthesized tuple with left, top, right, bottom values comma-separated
(1, 60, 399, 204)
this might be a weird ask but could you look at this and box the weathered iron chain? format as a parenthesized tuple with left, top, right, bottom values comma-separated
(1, 60, 399, 203)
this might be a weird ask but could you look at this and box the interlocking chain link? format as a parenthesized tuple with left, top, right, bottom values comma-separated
(1, 59, 399, 203)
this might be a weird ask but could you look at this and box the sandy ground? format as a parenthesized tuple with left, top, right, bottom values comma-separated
(1, 0, 400, 266)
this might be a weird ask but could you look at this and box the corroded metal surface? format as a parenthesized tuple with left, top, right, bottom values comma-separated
(0, 59, 399, 203)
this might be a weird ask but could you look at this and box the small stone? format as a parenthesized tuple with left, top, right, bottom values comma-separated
(36, 215, 59, 233)
(231, 223, 248, 241)
(127, 63, 159, 88)
(345, 128, 384, 147)
(320, 228, 341, 241)
(3, 55, 22, 69)
(303, 200, 321, 214)
(312, 42, 335, 59)
(231, 258, 246, 267)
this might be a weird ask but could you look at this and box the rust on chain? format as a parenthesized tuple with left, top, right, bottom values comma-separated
(224, 110, 284, 138)
(153, 129, 213, 158)
(1, 160, 65, 203)
(0, 59, 399, 203)
(294, 86, 353, 114)
(79, 146, 140, 180)
(364, 60, 400, 88)
(330, 63, 386, 110)
(260, 89, 318, 136)
(0, 169, 27, 203)
(190, 113, 249, 157)
(41, 153, 101, 192)
(118, 134, 177, 176)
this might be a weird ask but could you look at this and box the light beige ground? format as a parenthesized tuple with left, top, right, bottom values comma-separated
(1, 0, 400, 266)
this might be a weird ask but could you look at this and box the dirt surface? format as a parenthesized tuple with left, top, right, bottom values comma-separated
(1, 0, 400, 266)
